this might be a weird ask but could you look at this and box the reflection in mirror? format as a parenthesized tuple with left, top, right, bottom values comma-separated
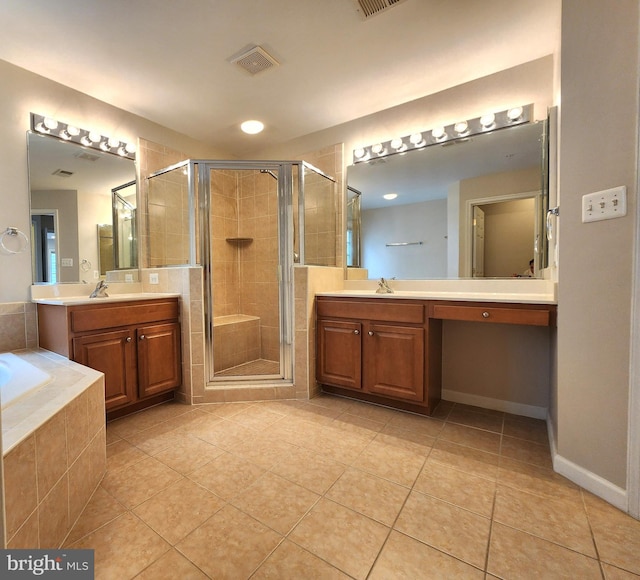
(28, 132, 137, 283)
(347, 121, 547, 279)
(112, 181, 137, 271)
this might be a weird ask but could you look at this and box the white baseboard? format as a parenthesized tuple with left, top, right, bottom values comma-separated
(546, 416, 628, 512)
(442, 389, 547, 420)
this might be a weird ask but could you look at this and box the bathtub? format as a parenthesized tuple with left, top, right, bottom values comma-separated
(0, 352, 52, 409)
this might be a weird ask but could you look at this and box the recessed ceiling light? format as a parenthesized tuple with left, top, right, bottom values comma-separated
(383, 193, 398, 200)
(241, 120, 264, 134)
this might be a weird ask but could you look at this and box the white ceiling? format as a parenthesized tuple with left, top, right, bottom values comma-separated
(0, 0, 560, 157)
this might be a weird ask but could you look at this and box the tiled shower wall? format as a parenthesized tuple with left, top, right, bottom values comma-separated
(138, 138, 191, 269)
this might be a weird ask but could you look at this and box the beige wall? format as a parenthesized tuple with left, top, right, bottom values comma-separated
(0, 59, 227, 303)
(556, 0, 639, 490)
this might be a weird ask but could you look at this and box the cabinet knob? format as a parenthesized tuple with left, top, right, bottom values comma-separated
(354, 329, 360, 335)
(125, 337, 132, 343)
(368, 331, 374, 336)
(482, 311, 490, 318)
(139, 334, 146, 340)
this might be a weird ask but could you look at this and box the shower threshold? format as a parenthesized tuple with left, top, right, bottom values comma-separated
(215, 359, 280, 377)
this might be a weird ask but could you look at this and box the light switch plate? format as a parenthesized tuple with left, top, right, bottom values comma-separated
(61, 258, 73, 267)
(149, 273, 159, 285)
(582, 186, 627, 223)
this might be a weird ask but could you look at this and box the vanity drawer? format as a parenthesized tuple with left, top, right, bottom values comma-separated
(317, 298, 424, 324)
(431, 303, 553, 326)
(70, 299, 180, 332)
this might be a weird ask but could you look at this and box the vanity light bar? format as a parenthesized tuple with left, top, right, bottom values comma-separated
(352, 104, 533, 164)
(31, 113, 136, 160)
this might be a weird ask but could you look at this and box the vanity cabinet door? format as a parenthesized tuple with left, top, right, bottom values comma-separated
(363, 323, 425, 402)
(73, 329, 137, 410)
(317, 319, 363, 390)
(137, 322, 181, 399)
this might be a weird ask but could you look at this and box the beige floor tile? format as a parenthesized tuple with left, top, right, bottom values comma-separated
(123, 421, 185, 455)
(414, 461, 496, 517)
(386, 412, 445, 437)
(285, 402, 344, 425)
(188, 418, 258, 450)
(228, 433, 300, 469)
(326, 467, 410, 526)
(584, 492, 640, 575)
(152, 434, 224, 474)
(601, 563, 640, 579)
(187, 450, 265, 500)
(493, 485, 596, 557)
(447, 408, 504, 433)
(135, 548, 209, 580)
(101, 457, 183, 509)
(199, 401, 255, 418)
(308, 394, 357, 413)
(341, 401, 400, 424)
(352, 440, 426, 486)
(176, 504, 282, 579)
(395, 490, 491, 569)
(369, 530, 485, 579)
(302, 427, 371, 464)
(65, 486, 127, 545)
(501, 434, 552, 468)
(439, 422, 502, 455)
(252, 539, 350, 579)
(498, 456, 581, 501)
(329, 412, 386, 439)
(289, 498, 390, 580)
(232, 472, 319, 534)
(270, 447, 346, 494)
(429, 440, 500, 480)
(226, 404, 286, 430)
(134, 478, 226, 545)
(503, 414, 549, 445)
(431, 399, 455, 420)
(487, 522, 602, 579)
(374, 423, 436, 456)
(68, 512, 171, 580)
(105, 439, 147, 472)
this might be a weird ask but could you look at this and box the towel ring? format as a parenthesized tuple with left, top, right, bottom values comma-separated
(0, 227, 29, 254)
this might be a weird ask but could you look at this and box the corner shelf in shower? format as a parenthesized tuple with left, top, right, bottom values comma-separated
(225, 237, 254, 243)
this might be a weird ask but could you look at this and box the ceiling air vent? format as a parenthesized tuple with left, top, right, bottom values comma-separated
(52, 169, 74, 178)
(232, 46, 279, 75)
(352, 0, 407, 19)
(75, 151, 101, 162)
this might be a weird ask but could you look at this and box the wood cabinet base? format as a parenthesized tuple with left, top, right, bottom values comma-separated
(106, 390, 176, 421)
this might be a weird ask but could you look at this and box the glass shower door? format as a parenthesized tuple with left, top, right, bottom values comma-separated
(199, 162, 294, 384)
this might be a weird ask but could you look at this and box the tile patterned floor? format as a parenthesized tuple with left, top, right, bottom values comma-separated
(64, 395, 640, 579)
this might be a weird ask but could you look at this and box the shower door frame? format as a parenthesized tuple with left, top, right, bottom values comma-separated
(196, 160, 296, 385)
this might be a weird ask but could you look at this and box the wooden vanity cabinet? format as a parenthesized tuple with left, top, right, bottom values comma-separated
(316, 297, 441, 415)
(37, 297, 181, 417)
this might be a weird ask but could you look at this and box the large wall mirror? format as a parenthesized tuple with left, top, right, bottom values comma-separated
(28, 132, 138, 284)
(347, 120, 548, 279)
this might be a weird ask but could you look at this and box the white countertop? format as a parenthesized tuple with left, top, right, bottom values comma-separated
(31, 283, 180, 306)
(317, 279, 557, 305)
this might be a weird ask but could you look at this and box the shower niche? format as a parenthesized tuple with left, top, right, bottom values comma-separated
(146, 159, 338, 386)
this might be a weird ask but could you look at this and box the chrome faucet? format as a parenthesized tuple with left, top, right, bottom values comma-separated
(376, 277, 394, 294)
(89, 280, 109, 298)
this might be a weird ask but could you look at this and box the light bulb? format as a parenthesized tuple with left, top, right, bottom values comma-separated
(383, 193, 398, 200)
(88, 131, 101, 143)
(99, 140, 110, 151)
(108, 137, 120, 148)
(66, 125, 80, 136)
(390, 138, 406, 152)
(371, 143, 384, 155)
(480, 113, 496, 128)
(43, 117, 58, 130)
(454, 121, 468, 135)
(125, 142, 136, 154)
(507, 107, 523, 121)
(432, 127, 446, 140)
(354, 148, 366, 159)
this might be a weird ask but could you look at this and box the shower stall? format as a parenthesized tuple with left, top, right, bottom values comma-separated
(146, 159, 337, 387)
